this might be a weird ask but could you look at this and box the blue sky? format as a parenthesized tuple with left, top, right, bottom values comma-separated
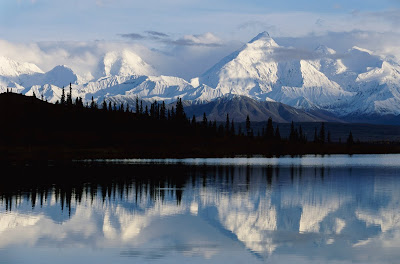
(1, 0, 399, 41)
(0, 0, 400, 79)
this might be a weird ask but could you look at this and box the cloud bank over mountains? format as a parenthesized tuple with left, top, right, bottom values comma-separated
(1, 29, 400, 81)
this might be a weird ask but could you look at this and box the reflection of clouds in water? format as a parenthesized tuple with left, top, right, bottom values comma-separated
(1, 162, 400, 263)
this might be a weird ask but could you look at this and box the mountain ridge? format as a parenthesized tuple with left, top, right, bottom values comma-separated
(1, 33, 400, 124)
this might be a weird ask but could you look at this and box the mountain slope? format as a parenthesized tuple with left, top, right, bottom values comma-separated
(198, 32, 353, 109)
(1, 32, 400, 123)
(183, 95, 343, 122)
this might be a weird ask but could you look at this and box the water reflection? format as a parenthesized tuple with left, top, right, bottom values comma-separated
(1, 157, 400, 263)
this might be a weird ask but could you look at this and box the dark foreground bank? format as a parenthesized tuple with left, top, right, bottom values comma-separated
(0, 92, 399, 161)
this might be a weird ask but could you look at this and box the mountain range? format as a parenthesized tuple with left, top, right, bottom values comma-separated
(1, 32, 400, 124)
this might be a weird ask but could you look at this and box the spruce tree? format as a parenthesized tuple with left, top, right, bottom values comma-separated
(246, 115, 251, 136)
(230, 119, 235, 136)
(202, 112, 208, 127)
(175, 98, 186, 121)
(266, 117, 274, 139)
(67, 83, 73, 106)
(60, 87, 66, 105)
(191, 115, 197, 126)
(160, 101, 166, 120)
(347, 131, 354, 146)
(102, 100, 107, 111)
(225, 114, 230, 136)
(90, 96, 95, 109)
(136, 97, 140, 114)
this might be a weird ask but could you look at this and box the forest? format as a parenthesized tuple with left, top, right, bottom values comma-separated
(0, 86, 400, 162)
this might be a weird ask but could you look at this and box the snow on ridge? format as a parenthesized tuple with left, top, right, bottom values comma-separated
(1, 32, 400, 117)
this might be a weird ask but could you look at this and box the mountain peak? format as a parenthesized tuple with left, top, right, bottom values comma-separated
(248, 31, 278, 47)
(315, 45, 336, 55)
(0, 56, 43, 77)
(95, 50, 156, 79)
(249, 31, 270, 42)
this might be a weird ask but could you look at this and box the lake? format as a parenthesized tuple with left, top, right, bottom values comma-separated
(1, 154, 400, 263)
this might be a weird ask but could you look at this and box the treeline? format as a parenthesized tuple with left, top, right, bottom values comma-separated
(0, 88, 398, 160)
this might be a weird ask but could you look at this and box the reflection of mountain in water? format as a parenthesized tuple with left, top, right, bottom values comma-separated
(1, 162, 400, 262)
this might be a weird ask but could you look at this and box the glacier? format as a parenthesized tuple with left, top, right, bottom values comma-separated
(1, 32, 400, 120)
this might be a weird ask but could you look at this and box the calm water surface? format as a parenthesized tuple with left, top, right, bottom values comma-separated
(1, 154, 400, 263)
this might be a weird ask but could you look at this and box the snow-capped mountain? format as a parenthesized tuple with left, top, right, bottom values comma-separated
(1, 33, 400, 123)
(94, 50, 157, 79)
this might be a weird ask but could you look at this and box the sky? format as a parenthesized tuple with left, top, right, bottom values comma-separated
(1, 0, 400, 79)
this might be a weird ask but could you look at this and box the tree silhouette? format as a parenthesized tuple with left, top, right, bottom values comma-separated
(266, 117, 274, 139)
(60, 87, 66, 105)
(102, 99, 107, 111)
(135, 97, 140, 114)
(246, 115, 251, 136)
(66, 83, 73, 106)
(202, 113, 208, 128)
(347, 131, 354, 146)
(225, 114, 230, 136)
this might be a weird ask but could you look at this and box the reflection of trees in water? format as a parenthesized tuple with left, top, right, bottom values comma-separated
(0, 163, 341, 214)
(1, 162, 398, 260)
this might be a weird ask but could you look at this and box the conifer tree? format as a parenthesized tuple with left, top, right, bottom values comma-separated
(171, 106, 175, 119)
(90, 96, 95, 109)
(135, 97, 140, 114)
(67, 83, 73, 106)
(108, 101, 112, 112)
(60, 87, 66, 105)
(202, 112, 208, 127)
(246, 115, 251, 136)
(230, 119, 235, 136)
(266, 117, 274, 139)
(160, 101, 166, 120)
(327, 131, 331, 143)
(102, 100, 107, 111)
(175, 98, 186, 121)
(347, 131, 354, 146)
(225, 114, 230, 135)
(191, 115, 197, 126)
(139, 101, 143, 114)
(238, 125, 242, 136)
